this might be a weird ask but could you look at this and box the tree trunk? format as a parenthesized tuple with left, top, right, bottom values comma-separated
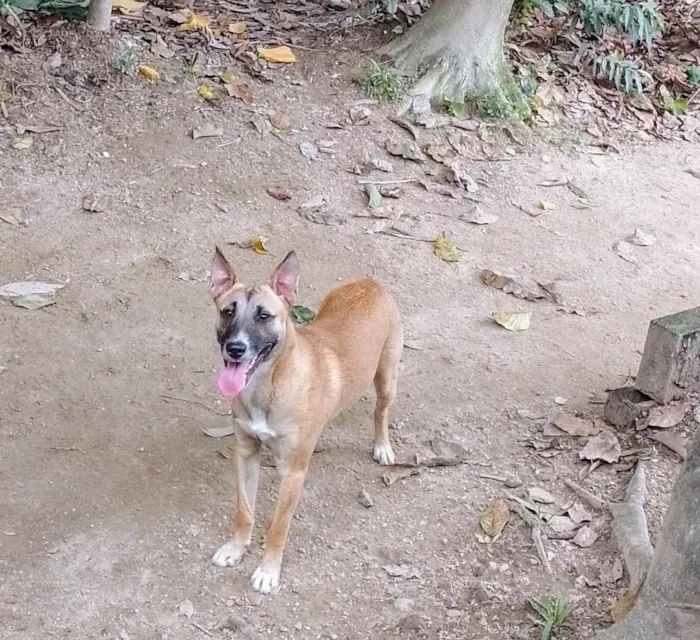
(593, 434, 700, 639)
(86, 0, 112, 30)
(377, 0, 517, 108)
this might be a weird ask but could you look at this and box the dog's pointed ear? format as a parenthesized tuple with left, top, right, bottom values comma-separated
(269, 250, 299, 306)
(210, 246, 236, 299)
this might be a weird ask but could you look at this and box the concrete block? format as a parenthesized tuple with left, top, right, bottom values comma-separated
(604, 387, 656, 428)
(636, 307, 700, 403)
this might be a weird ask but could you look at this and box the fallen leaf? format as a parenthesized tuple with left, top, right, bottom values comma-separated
(298, 196, 344, 226)
(267, 186, 291, 200)
(299, 141, 318, 161)
(257, 46, 296, 64)
(270, 112, 291, 130)
(138, 65, 160, 81)
(178, 13, 212, 35)
(112, 0, 146, 13)
(480, 270, 560, 303)
(179, 599, 194, 618)
(250, 236, 269, 254)
(198, 84, 214, 100)
(491, 311, 531, 332)
(538, 178, 568, 187)
(551, 413, 601, 437)
(430, 438, 469, 458)
(225, 83, 252, 104)
(150, 35, 174, 59)
(11, 135, 33, 150)
(385, 139, 424, 163)
(434, 233, 460, 262)
(382, 465, 422, 485)
(364, 183, 382, 209)
(567, 502, 593, 525)
(379, 186, 402, 198)
(572, 517, 606, 548)
(201, 426, 235, 438)
(547, 515, 577, 536)
(250, 114, 270, 137)
(479, 498, 509, 538)
(612, 240, 637, 263)
(649, 430, 688, 460)
(512, 201, 542, 217)
(228, 21, 246, 35)
(579, 431, 621, 464)
(0, 208, 23, 225)
(528, 487, 556, 504)
(637, 403, 688, 430)
(538, 199, 555, 211)
(626, 228, 656, 247)
(11, 294, 55, 310)
(383, 564, 421, 579)
(192, 123, 223, 139)
(291, 305, 315, 325)
(461, 205, 498, 225)
(0, 281, 64, 297)
(423, 142, 456, 164)
(82, 194, 105, 213)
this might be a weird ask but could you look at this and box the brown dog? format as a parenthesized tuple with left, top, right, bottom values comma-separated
(209, 248, 403, 594)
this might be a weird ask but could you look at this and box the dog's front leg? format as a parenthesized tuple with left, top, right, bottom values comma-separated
(212, 431, 261, 567)
(249, 446, 313, 594)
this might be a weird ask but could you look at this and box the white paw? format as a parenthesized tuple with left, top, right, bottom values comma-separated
(212, 540, 247, 567)
(373, 442, 395, 466)
(250, 565, 280, 595)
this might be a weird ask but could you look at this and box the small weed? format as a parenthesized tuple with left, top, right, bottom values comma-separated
(446, 100, 468, 119)
(579, 0, 663, 48)
(686, 65, 700, 87)
(360, 59, 409, 103)
(514, 0, 568, 18)
(663, 94, 688, 116)
(530, 596, 575, 640)
(594, 53, 650, 94)
(184, 52, 200, 81)
(115, 49, 138, 76)
(474, 92, 514, 120)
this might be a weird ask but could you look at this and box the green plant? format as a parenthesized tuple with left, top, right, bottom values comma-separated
(594, 53, 650, 94)
(530, 596, 575, 640)
(579, 0, 663, 47)
(514, 0, 568, 18)
(115, 49, 138, 76)
(687, 65, 700, 87)
(360, 59, 409, 103)
(663, 94, 688, 116)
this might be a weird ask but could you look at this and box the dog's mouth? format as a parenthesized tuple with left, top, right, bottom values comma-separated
(217, 343, 275, 399)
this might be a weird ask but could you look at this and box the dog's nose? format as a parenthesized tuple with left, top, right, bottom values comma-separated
(225, 341, 247, 359)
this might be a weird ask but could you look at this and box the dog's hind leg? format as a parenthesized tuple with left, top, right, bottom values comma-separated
(372, 319, 403, 466)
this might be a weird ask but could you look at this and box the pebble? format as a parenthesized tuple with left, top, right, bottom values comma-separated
(393, 597, 413, 612)
(357, 489, 373, 508)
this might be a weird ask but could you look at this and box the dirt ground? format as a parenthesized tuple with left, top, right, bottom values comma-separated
(1, 16, 700, 640)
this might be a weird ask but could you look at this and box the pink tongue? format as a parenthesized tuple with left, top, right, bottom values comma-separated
(217, 363, 248, 398)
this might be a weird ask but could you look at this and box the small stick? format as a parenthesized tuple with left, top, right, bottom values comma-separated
(160, 394, 231, 417)
(54, 86, 82, 111)
(563, 479, 610, 510)
(380, 229, 467, 252)
(50, 446, 86, 454)
(190, 622, 214, 637)
(664, 603, 700, 612)
(356, 178, 420, 185)
(479, 473, 507, 482)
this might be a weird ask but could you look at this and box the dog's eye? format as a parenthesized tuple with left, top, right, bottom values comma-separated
(223, 303, 236, 317)
(257, 307, 271, 321)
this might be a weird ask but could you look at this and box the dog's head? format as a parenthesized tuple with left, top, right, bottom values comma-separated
(210, 247, 299, 398)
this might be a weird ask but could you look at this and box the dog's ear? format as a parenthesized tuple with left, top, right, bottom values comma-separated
(210, 246, 236, 299)
(269, 251, 299, 306)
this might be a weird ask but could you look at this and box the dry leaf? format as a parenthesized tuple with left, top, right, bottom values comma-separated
(138, 65, 160, 81)
(612, 240, 637, 263)
(538, 199, 555, 211)
(480, 270, 560, 304)
(385, 139, 424, 163)
(225, 83, 252, 104)
(112, 0, 146, 13)
(626, 228, 656, 247)
(257, 46, 296, 64)
(198, 84, 214, 100)
(547, 515, 577, 536)
(12, 293, 55, 310)
(0, 208, 23, 225)
(192, 123, 223, 139)
(201, 426, 235, 438)
(0, 281, 64, 297)
(270, 112, 291, 130)
(479, 499, 509, 537)
(579, 431, 621, 463)
(461, 205, 498, 225)
(491, 311, 531, 332)
(637, 403, 688, 430)
(382, 465, 422, 485)
(11, 135, 33, 150)
(434, 233, 460, 263)
(250, 236, 269, 255)
(512, 200, 542, 217)
(383, 564, 421, 579)
(649, 430, 688, 460)
(151, 35, 173, 59)
(266, 186, 291, 200)
(178, 13, 212, 35)
(228, 21, 246, 35)
(551, 413, 601, 437)
(299, 141, 318, 161)
(528, 487, 556, 504)
(568, 502, 592, 524)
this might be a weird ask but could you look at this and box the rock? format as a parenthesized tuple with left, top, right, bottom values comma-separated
(604, 387, 657, 428)
(528, 487, 556, 504)
(504, 473, 523, 488)
(357, 489, 373, 508)
(393, 597, 413, 612)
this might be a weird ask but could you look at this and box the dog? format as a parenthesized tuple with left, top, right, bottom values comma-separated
(208, 247, 403, 594)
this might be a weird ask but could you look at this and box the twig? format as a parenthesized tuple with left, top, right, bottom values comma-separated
(190, 622, 214, 637)
(479, 473, 507, 482)
(356, 178, 420, 185)
(160, 394, 231, 416)
(688, 86, 700, 106)
(50, 446, 86, 454)
(379, 229, 467, 252)
(563, 479, 610, 510)
(665, 603, 700, 612)
(54, 86, 82, 111)
(513, 504, 551, 573)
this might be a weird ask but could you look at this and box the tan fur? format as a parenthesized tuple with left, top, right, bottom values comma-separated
(210, 253, 402, 595)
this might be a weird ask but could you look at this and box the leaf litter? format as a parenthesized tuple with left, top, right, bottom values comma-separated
(579, 431, 621, 464)
(491, 311, 531, 332)
(434, 234, 460, 262)
(480, 270, 562, 304)
(479, 498, 509, 538)
(636, 403, 688, 430)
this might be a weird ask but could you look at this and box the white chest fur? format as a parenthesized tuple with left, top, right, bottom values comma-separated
(235, 407, 277, 442)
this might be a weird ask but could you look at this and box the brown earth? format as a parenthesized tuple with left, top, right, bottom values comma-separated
(1, 16, 699, 640)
